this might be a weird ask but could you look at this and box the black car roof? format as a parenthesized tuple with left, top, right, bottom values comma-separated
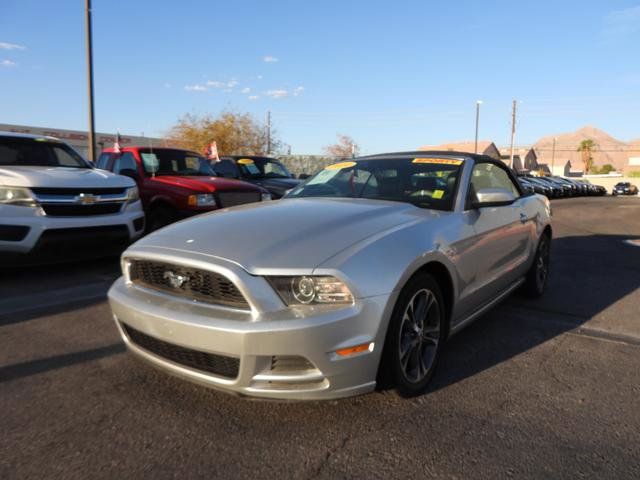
(355, 150, 494, 162)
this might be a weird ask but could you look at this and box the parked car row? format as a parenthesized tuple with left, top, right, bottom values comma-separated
(518, 174, 606, 198)
(96, 147, 279, 231)
(1, 131, 299, 263)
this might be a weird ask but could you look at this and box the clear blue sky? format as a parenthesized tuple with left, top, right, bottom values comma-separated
(1, 0, 639, 154)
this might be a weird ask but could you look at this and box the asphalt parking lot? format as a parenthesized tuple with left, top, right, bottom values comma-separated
(1, 196, 639, 479)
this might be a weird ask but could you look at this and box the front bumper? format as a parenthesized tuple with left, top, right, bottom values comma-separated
(108, 260, 395, 400)
(0, 201, 145, 256)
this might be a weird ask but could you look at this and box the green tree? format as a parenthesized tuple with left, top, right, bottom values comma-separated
(576, 139, 597, 174)
(167, 111, 279, 156)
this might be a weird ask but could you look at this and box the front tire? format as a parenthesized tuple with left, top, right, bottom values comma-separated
(379, 273, 446, 397)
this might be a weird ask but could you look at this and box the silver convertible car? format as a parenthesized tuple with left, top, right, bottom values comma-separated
(108, 151, 552, 400)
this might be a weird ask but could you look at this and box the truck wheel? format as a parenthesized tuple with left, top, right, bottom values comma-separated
(147, 206, 176, 233)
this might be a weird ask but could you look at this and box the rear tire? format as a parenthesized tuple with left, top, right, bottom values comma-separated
(522, 232, 551, 298)
(378, 272, 446, 397)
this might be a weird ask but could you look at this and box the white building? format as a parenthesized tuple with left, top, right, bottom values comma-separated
(0, 123, 167, 160)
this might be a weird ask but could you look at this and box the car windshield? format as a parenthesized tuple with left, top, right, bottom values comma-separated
(286, 156, 463, 211)
(139, 148, 215, 176)
(235, 157, 291, 179)
(0, 136, 90, 168)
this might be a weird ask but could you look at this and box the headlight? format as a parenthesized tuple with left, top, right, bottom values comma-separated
(188, 194, 216, 207)
(267, 276, 354, 305)
(127, 186, 139, 203)
(261, 192, 272, 201)
(0, 186, 38, 207)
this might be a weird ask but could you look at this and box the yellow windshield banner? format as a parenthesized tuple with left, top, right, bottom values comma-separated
(413, 158, 463, 165)
(325, 161, 356, 170)
(237, 158, 255, 165)
(432, 190, 444, 199)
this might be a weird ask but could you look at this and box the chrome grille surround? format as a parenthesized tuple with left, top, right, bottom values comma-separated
(127, 258, 250, 310)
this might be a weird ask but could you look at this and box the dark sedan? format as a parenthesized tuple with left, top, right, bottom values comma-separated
(612, 182, 638, 196)
(213, 156, 302, 199)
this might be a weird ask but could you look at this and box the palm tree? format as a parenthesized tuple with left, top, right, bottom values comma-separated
(577, 139, 597, 174)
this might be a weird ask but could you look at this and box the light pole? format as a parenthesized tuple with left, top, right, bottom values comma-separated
(551, 137, 557, 175)
(474, 100, 483, 154)
(84, 0, 96, 162)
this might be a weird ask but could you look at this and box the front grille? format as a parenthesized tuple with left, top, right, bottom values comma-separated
(217, 191, 261, 208)
(121, 323, 240, 379)
(128, 259, 250, 309)
(31, 187, 127, 195)
(41, 203, 123, 216)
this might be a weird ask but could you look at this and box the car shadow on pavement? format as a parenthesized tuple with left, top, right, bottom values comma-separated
(425, 233, 640, 393)
(0, 343, 125, 383)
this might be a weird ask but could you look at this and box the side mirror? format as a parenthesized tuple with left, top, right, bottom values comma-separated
(119, 168, 139, 181)
(472, 188, 517, 208)
(298, 173, 310, 180)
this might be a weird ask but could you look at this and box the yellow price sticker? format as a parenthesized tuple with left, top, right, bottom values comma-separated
(237, 158, 255, 165)
(413, 158, 463, 165)
(432, 190, 444, 199)
(325, 161, 356, 170)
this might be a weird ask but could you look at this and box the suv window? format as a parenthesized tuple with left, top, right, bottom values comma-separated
(213, 159, 240, 178)
(113, 152, 137, 174)
(469, 163, 520, 199)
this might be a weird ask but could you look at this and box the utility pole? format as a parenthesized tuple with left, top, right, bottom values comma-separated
(474, 100, 482, 154)
(266, 110, 271, 155)
(84, 0, 96, 163)
(551, 137, 557, 175)
(509, 100, 517, 169)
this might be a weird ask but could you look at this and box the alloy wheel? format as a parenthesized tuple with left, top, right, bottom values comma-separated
(398, 288, 441, 383)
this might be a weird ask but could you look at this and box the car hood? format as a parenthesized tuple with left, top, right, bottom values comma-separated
(151, 176, 261, 193)
(0, 166, 134, 188)
(252, 177, 301, 189)
(131, 197, 431, 273)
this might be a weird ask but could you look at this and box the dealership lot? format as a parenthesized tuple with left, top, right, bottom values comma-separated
(1, 196, 639, 479)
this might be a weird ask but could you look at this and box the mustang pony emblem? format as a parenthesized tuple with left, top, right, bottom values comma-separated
(163, 270, 189, 289)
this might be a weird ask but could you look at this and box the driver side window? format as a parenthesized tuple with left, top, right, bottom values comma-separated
(469, 163, 520, 202)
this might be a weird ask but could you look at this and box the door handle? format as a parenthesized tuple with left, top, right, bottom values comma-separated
(519, 213, 527, 224)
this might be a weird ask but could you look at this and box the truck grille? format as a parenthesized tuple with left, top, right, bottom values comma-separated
(128, 259, 250, 309)
(121, 323, 240, 379)
(217, 191, 261, 208)
(31, 187, 128, 195)
(41, 203, 123, 216)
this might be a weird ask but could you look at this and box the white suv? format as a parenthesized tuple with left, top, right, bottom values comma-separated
(0, 132, 145, 263)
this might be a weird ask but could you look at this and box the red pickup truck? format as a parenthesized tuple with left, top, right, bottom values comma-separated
(97, 146, 270, 230)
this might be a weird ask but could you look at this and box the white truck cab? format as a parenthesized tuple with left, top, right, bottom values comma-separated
(0, 132, 145, 263)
